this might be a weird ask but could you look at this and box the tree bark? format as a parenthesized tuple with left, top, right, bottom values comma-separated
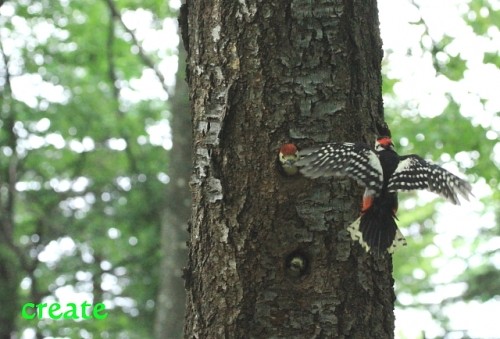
(154, 37, 191, 339)
(0, 46, 21, 339)
(183, 1, 394, 338)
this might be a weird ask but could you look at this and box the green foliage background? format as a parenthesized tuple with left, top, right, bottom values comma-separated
(382, 1, 499, 336)
(0, 0, 498, 338)
(1, 0, 175, 337)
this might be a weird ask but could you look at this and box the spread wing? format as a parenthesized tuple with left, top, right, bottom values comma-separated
(296, 142, 384, 196)
(387, 155, 473, 204)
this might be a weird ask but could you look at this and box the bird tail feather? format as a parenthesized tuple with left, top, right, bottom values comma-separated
(347, 209, 406, 255)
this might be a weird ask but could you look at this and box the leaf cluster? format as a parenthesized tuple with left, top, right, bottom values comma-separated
(1, 0, 176, 337)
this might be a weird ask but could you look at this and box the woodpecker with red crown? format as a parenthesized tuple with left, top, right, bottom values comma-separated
(278, 143, 300, 176)
(293, 136, 473, 254)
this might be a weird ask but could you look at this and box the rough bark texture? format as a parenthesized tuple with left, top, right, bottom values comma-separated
(182, 0, 394, 338)
(154, 40, 190, 339)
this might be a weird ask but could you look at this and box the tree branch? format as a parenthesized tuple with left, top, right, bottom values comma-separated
(0, 37, 32, 272)
(102, 0, 172, 95)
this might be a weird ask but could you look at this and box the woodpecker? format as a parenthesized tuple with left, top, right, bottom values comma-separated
(278, 143, 300, 176)
(296, 136, 473, 254)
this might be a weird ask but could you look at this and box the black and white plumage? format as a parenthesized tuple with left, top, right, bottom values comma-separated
(296, 136, 473, 254)
(296, 142, 384, 196)
(387, 155, 472, 205)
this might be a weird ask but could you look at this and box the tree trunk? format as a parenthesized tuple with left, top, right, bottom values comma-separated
(0, 246, 18, 338)
(182, 1, 394, 338)
(154, 36, 191, 339)
(0, 53, 21, 339)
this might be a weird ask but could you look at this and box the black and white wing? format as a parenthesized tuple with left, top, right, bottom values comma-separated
(296, 142, 384, 196)
(387, 154, 473, 204)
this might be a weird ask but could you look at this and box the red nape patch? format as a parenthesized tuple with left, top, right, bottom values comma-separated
(279, 143, 298, 156)
(376, 136, 393, 147)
